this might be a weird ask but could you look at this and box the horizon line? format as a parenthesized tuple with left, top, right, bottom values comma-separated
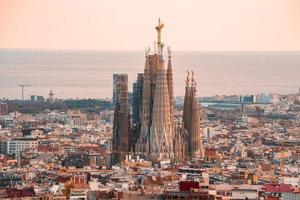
(1, 47, 300, 53)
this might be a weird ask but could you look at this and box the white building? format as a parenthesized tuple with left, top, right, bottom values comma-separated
(214, 184, 262, 200)
(0, 138, 38, 155)
(0, 115, 13, 128)
(279, 177, 300, 187)
(235, 115, 258, 129)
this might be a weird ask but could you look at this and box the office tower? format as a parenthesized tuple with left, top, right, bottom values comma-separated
(113, 74, 124, 105)
(0, 102, 8, 115)
(138, 19, 174, 162)
(112, 74, 131, 164)
(182, 71, 205, 159)
(30, 95, 45, 101)
(132, 73, 144, 149)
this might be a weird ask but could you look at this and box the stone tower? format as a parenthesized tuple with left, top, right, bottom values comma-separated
(138, 19, 174, 162)
(167, 46, 174, 130)
(138, 51, 152, 153)
(149, 51, 172, 161)
(49, 90, 55, 104)
(182, 71, 205, 159)
(183, 72, 192, 133)
(173, 121, 189, 163)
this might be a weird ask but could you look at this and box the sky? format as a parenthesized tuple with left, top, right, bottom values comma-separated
(0, 0, 300, 51)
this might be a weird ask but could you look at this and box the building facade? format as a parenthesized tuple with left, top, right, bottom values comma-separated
(112, 74, 131, 164)
(137, 19, 174, 162)
(0, 115, 13, 128)
(30, 95, 45, 101)
(182, 71, 205, 159)
(132, 73, 144, 149)
(113, 74, 127, 106)
(0, 138, 38, 155)
(0, 102, 8, 115)
(116, 19, 204, 164)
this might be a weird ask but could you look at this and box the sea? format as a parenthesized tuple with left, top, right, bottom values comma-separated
(0, 49, 299, 99)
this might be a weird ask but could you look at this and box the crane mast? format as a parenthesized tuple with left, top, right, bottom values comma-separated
(19, 84, 32, 101)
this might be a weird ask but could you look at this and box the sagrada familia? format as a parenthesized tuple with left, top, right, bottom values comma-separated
(112, 19, 204, 164)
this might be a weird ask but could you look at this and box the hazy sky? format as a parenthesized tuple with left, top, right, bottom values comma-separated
(1, 0, 300, 51)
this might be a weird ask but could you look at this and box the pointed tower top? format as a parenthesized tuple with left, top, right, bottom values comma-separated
(191, 70, 195, 87)
(49, 89, 54, 96)
(167, 46, 173, 71)
(145, 46, 150, 58)
(156, 18, 164, 32)
(167, 46, 172, 59)
(155, 18, 164, 55)
(153, 41, 157, 54)
(186, 70, 190, 86)
(160, 43, 164, 61)
(193, 81, 197, 94)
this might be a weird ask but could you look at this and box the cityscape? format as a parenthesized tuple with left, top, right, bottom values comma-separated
(1, 1, 300, 200)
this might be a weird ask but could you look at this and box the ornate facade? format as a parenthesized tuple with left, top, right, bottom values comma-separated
(137, 19, 174, 162)
(173, 121, 189, 163)
(182, 71, 205, 159)
(129, 19, 205, 164)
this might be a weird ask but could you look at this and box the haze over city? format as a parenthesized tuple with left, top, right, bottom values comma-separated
(0, 1, 300, 200)
(1, 0, 300, 51)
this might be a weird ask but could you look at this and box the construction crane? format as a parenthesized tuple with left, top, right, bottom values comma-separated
(19, 84, 32, 101)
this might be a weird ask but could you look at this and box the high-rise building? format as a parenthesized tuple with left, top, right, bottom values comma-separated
(240, 95, 256, 103)
(112, 74, 131, 164)
(137, 19, 174, 162)
(182, 71, 205, 159)
(132, 73, 144, 149)
(113, 74, 127, 105)
(30, 95, 45, 101)
(0, 102, 8, 115)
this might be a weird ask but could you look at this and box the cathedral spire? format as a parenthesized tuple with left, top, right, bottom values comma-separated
(138, 19, 174, 162)
(155, 18, 164, 55)
(191, 70, 195, 88)
(183, 71, 204, 159)
(183, 70, 192, 139)
(160, 43, 165, 62)
(167, 46, 174, 135)
(145, 46, 150, 58)
(167, 46, 172, 59)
